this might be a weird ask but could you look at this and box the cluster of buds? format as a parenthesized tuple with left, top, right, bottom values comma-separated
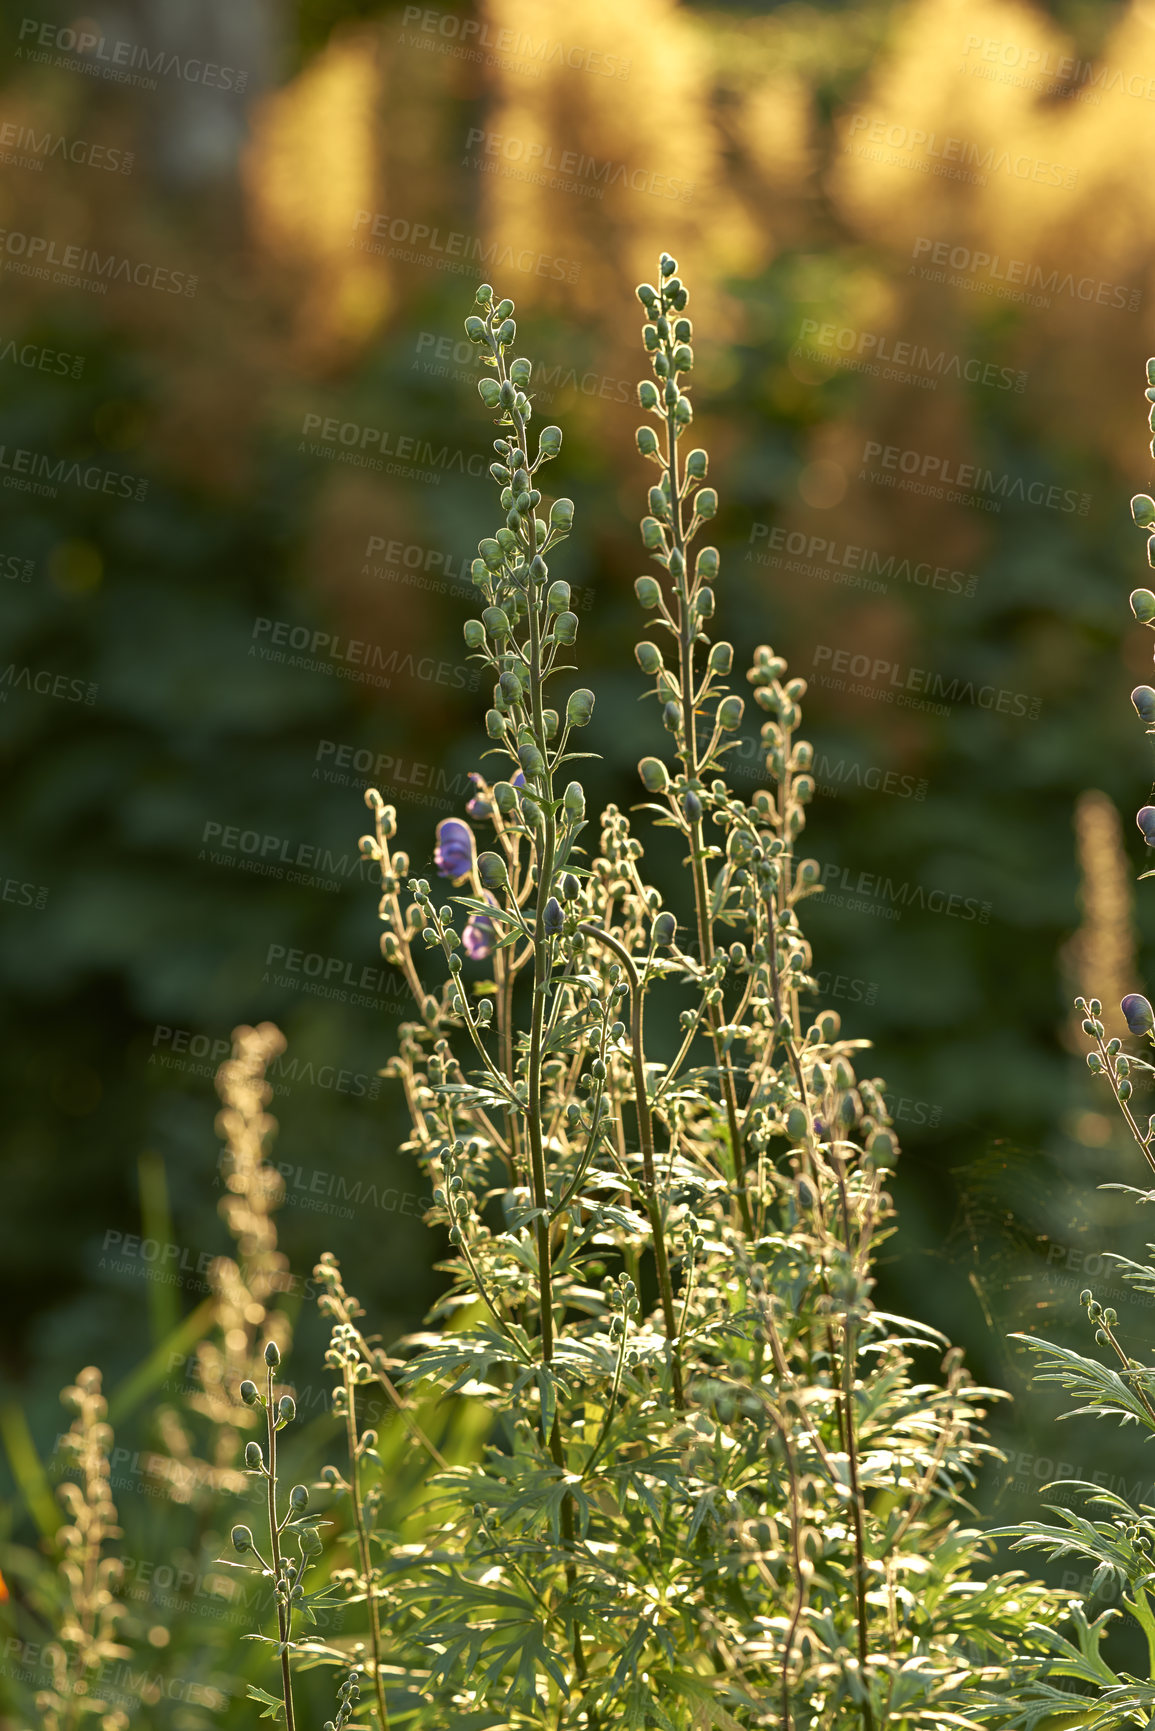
(324, 1670, 362, 1731)
(435, 1140, 474, 1246)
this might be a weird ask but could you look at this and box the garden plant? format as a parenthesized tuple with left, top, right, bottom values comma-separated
(980, 358, 1155, 1729)
(10, 259, 1089, 1730)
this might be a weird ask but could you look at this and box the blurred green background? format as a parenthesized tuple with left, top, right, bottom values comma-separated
(6, 0, 1155, 1717)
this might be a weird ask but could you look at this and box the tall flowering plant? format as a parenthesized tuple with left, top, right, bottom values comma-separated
(981, 358, 1155, 1729)
(325, 256, 1063, 1730)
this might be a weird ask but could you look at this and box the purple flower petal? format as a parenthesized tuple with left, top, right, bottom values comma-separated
(434, 817, 474, 884)
(463, 890, 498, 960)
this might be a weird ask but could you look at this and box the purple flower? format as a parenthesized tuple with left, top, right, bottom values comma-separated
(435, 818, 474, 884)
(1122, 993, 1155, 1037)
(463, 891, 498, 960)
(465, 772, 491, 820)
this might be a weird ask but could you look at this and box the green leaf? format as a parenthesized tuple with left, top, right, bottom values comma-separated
(245, 1685, 287, 1720)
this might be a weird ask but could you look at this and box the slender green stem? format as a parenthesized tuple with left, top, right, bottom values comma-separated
(265, 1365, 296, 1731)
(658, 353, 753, 1241)
(343, 1367, 389, 1730)
(579, 921, 684, 1409)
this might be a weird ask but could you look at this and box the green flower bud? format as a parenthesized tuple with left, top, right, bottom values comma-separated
(1148, 358, 1155, 387)
(493, 781, 518, 815)
(1132, 589, 1155, 623)
(476, 282, 493, 303)
(796, 859, 820, 886)
(696, 547, 719, 580)
(290, 1484, 309, 1510)
(635, 575, 662, 608)
(482, 605, 511, 639)
(674, 395, 692, 424)
(497, 320, 516, 347)
(638, 380, 659, 410)
(486, 708, 506, 739)
(561, 871, 581, 899)
(694, 488, 718, 519)
(479, 378, 501, 408)
(662, 700, 682, 731)
(549, 497, 574, 531)
(299, 1525, 323, 1556)
(245, 1441, 264, 1470)
(231, 1524, 253, 1553)
(553, 611, 579, 644)
(510, 357, 532, 388)
(636, 426, 659, 458)
(685, 449, 707, 480)
(546, 580, 570, 613)
(542, 707, 559, 739)
(867, 1129, 896, 1160)
(638, 757, 669, 793)
(708, 641, 733, 674)
(464, 618, 486, 650)
(478, 851, 508, 890)
(695, 587, 715, 616)
(278, 1394, 296, 1423)
(717, 695, 744, 730)
(637, 281, 659, 306)
(673, 344, 693, 371)
(494, 298, 514, 319)
(635, 641, 663, 674)
(563, 781, 585, 820)
(471, 558, 488, 585)
(517, 741, 546, 778)
(239, 1379, 259, 1405)
(538, 425, 562, 459)
(1133, 686, 1155, 723)
(640, 517, 665, 551)
(464, 315, 487, 343)
(479, 537, 504, 571)
(264, 1340, 281, 1368)
(652, 910, 676, 946)
(566, 687, 595, 727)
